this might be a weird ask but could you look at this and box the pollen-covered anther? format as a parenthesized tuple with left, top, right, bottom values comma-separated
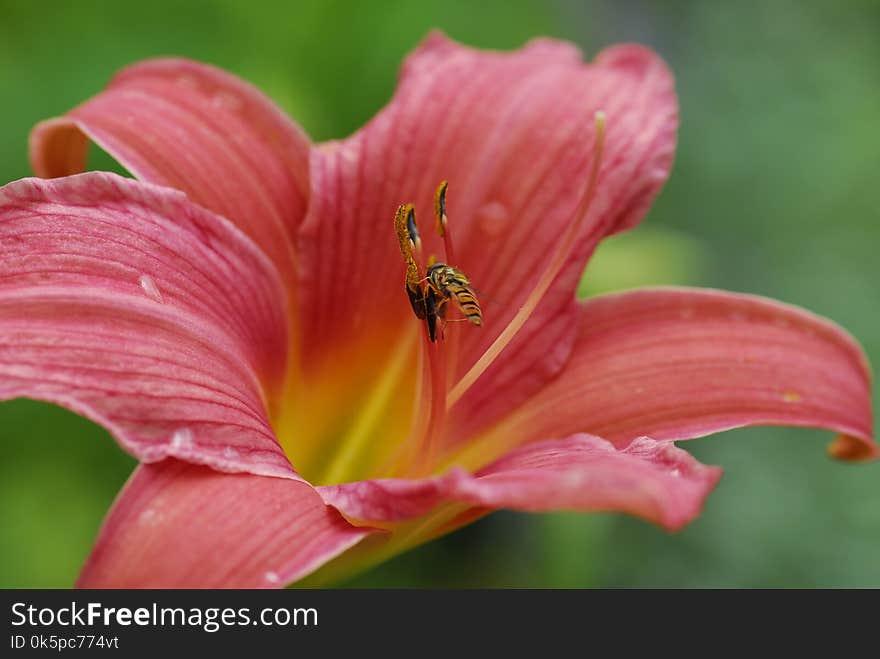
(394, 203, 417, 263)
(394, 203, 427, 320)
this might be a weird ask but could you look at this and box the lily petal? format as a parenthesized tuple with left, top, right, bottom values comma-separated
(30, 58, 311, 279)
(79, 460, 373, 588)
(473, 287, 876, 465)
(319, 434, 721, 532)
(298, 32, 677, 439)
(0, 173, 294, 477)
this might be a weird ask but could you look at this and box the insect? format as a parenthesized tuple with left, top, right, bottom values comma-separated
(393, 186, 483, 342)
(406, 280, 442, 342)
(424, 263, 483, 335)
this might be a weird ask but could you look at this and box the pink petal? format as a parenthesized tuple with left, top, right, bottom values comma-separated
(79, 460, 373, 588)
(30, 58, 311, 280)
(298, 32, 678, 436)
(319, 434, 721, 531)
(482, 287, 876, 462)
(0, 173, 295, 477)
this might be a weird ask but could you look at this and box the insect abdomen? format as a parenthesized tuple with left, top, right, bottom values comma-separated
(451, 287, 482, 325)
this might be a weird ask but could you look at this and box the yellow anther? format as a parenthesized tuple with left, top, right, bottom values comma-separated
(394, 203, 422, 290)
(394, 203, 416, 261)
(396, 203, 429, 322)
(404, 262, 418, 290)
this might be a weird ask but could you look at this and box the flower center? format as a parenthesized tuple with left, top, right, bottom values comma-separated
(279, 112, 606, 485)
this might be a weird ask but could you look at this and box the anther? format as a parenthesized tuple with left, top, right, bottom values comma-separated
(434, 180, 449, 237)
(394, 203, 416, 263)
(406, 205, 423, 258)
(395, 203, 428, 321)
(434, 180, 457, 265)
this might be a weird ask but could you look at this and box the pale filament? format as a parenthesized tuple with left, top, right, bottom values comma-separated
(447, 110, 607, 408)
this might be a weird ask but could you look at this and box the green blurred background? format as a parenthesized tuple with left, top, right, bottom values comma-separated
(1, 0, 878, 587)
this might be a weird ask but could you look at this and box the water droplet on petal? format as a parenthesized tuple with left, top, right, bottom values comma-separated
(139, 274, 163, 302)
(265, 571, 281, 585)
(338, 143, 358, 164)
(477, 201, 509, 237)
(139, 508, 159, 525)
(670, 468, 681, 478)
(171, 427, 194, 450)
(175, 74, 199, 90)
(212, 91, 242, 111)
(648, 165, 670, 183)
(559, 471, 584, 489)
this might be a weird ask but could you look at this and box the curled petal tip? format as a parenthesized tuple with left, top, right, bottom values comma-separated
(827, 434, 879, 463)
(29, 117, 90, 179)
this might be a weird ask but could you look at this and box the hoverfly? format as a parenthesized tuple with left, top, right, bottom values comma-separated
(423, 262, 483, 341)
(394, 185, 483, 343)
(406, 279, 443, 342)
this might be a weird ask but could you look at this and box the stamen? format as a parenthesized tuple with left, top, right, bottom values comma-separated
(388, 200, 449, 476)
(390, 185, 481, 476)
(434, 180, 457, 265)
(394, 203, 415, 259)
(394, 203, 419, 283)
(395, 203, 429, 322)
(447, 111, 607, 407)
(434, 181, 448, 236)
(433, 181, 463, 372)
(406, 205, 423, 259)
(412, 328, 447, 476)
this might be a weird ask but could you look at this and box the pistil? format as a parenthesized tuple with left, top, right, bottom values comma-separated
(447, 111, 606, 407)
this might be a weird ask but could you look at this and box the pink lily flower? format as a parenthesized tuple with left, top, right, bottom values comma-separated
(3, 32, 874, 588)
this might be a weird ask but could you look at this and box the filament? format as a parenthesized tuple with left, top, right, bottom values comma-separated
(447, 111, 606, 407)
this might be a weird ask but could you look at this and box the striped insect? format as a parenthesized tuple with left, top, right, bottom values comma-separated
(406, 280, 443, 342)
(394, 186, 483, 342)
(425, 262, 483, 331)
